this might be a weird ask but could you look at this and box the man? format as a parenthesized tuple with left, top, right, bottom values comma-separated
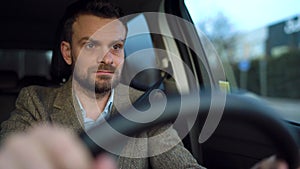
(0, 0, 292, 168)
(0, 0, 203, 168)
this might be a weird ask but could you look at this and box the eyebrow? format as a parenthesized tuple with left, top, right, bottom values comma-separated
(78, 37, 125, 46)
(109, 39, 126, 47)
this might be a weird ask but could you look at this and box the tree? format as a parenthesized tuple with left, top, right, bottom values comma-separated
(198, 12, 237, 62)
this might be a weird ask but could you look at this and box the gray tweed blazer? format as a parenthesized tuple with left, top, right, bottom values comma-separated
(0, 80, 204, 169)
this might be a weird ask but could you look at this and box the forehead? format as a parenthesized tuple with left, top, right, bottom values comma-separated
(72, 14, 126, 42)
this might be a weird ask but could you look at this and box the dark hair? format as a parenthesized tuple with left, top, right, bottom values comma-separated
(62, 0, 126, 43)
(51, 0, 126, 83)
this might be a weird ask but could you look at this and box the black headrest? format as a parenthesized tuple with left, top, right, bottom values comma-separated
(0, 70, 18, 89)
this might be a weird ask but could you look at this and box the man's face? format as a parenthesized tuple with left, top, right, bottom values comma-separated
(62, 14, 126, 94)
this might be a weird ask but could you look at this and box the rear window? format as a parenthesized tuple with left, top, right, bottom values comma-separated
(0, 50, 52, 79)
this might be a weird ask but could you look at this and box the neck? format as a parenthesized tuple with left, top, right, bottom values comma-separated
(73, 80, 111, 120)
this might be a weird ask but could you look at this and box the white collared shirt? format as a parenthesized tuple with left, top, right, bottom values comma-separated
(76, 90, 114, 130)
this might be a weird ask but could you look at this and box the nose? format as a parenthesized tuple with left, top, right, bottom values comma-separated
(98, 50, 113, 64)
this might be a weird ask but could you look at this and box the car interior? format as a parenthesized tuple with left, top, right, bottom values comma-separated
(0, 0, 300, 168)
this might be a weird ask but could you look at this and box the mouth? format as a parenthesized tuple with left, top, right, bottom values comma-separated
(95, 69, 114, 75)
(91, 64, 117, 76)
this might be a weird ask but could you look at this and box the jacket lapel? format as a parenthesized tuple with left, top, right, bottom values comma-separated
(111, 83, 144, 117)
(50, 79, 84, 134)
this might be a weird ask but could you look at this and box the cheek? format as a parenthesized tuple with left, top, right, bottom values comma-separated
(114, 56, 124, 67)
(74, 59, 90, 71)
(75, 53, 97, 69)
(72, 46, 97, 67)
(73, 59, 96, 78)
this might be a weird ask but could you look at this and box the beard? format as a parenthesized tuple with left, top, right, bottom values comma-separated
(73, 63, 121, 95)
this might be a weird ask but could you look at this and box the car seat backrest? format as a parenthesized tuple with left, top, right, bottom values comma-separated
(0, 70, 19, 125)
(18, 75, 52, 88)
(120, 60, 163, 91)
(0, 70, 18, 90)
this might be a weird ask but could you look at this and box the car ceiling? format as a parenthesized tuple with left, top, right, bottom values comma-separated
(0, 0, 162, 50)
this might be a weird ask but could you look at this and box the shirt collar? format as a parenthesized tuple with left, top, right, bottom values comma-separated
(76, 90, 114, 130)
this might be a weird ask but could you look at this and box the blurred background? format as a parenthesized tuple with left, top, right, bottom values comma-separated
(185, 0, 300, 121)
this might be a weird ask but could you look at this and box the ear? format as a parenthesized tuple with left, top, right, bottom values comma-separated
(60, 41, 72, 65)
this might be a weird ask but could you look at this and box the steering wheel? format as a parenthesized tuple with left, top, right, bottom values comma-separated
(80, 92, 300, 169)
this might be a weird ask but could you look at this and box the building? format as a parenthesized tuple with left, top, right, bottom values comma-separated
(232, 14, 300, 62)
(267, 15, 300, 57)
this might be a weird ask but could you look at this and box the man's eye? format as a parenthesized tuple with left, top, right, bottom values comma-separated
(85, 42, 95, 49)
(112, 44, 123, 50)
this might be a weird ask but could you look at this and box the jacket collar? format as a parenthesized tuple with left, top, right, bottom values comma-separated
(50, 78, 143, 134)
(51, 78, 84, 133)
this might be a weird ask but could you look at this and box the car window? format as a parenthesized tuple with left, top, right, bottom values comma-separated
(0, 49, 53, 88)
(125, 14, 155, 57)
(0, 50, 52, 79)
(185, 0, 300, 122)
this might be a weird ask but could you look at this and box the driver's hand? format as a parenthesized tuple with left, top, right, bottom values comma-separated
(251, 156, 293, 169)
(0, 125, 117, 169)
